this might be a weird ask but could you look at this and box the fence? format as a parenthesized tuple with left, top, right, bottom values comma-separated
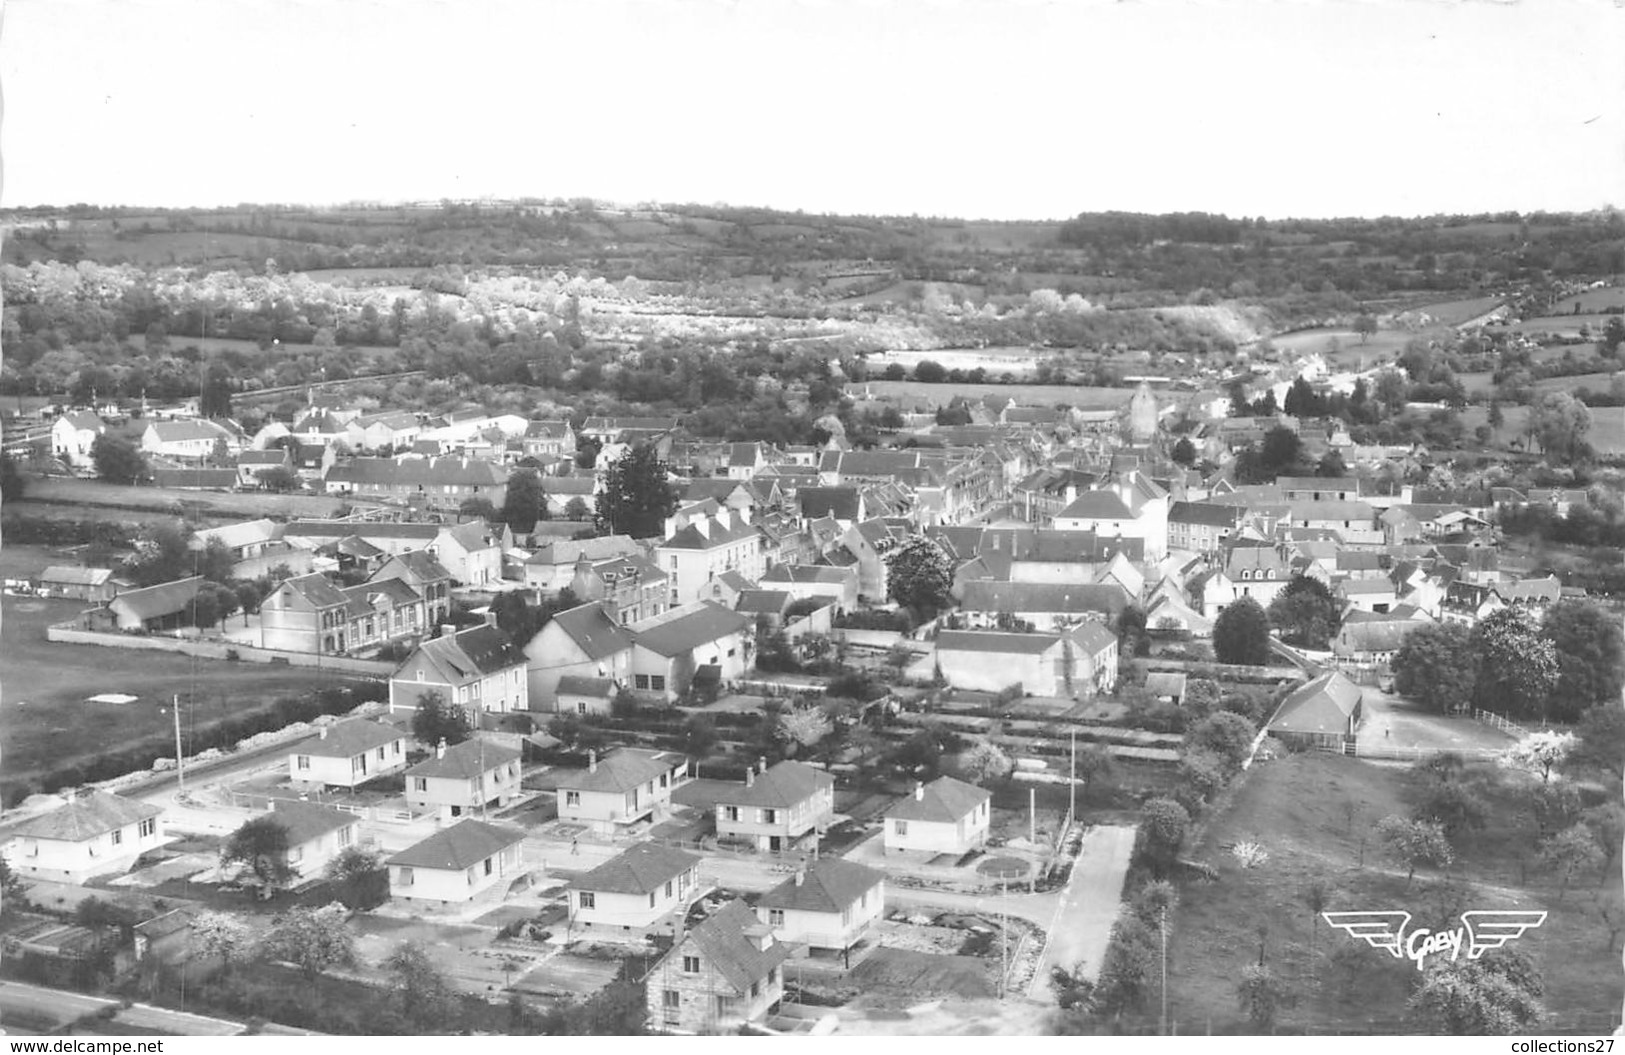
(46, 623, 395, 675)
(1319, 741, 1506, 763)
(1475, 708, 1530, 740)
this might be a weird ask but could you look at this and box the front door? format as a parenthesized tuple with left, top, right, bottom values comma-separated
(769, 836, 782, 852)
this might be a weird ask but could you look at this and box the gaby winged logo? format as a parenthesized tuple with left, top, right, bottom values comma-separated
(1322, 910, 1547, 971)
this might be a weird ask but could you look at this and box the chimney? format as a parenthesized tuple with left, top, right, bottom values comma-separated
(437, 738, 447, 760)
(759, 756, 768, 776)
(319, 725, 329, 740)
(589, 750, 598, 773)
(914, 780, 925, 801)
(745, 767, 755, 788)
(440, 624, 456, 638)
(794, 869, 805, 887)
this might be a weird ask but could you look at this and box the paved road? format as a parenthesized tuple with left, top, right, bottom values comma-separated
(1029, 824, 1136, 995)
(0, 980, 244, 1036)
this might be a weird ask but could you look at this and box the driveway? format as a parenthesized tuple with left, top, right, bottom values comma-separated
(1355, 687, 1515, 756)
(1030, 823, 1136, 995)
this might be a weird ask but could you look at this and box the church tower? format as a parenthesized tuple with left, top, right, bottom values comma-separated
(1127, 381, 1159, 444)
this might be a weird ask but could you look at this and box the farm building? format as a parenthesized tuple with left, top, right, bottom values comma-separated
(37, 566, 117, 603)
(1265, 671, 1364, 750)
(934, 630, 1067, 697)
(95, 576, 205, 632)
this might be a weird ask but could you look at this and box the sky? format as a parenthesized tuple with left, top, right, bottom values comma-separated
(1, 0, 1621, 220)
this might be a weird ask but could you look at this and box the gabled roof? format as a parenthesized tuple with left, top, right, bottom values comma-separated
(527, 534, 642, 566)
(409, 625, 528, 683)
(386, 819, 524, 871)
(555, 748, 685, 795)
(295, 718, 404, 759)
(325, 456, 509, 488)
(278, 572, 353, 610)
(569, 842, 700, 896)
(192, 518, 281, 551)
(40, 565, 113, 587)
(630, 602, 752, 657)
(735, 589, 793, 616)
(405, 738, 522, 779)
(798, 486, 863, 521)
(758, 858, 884, 913)
(659, 517, 758, 551)
(761, 564, 853, 585)
(1144, 672, 1187, 698)
(149, 419, 230, 443)
(1067, 620, 1119, 654)
(556, 674, 615, 697)
(548, 602, 635, 660)
(1169, 501, 1244, 528)
(374, 549, 454, 583)
(936, 630, 1062, 656)
(59, 410, 105, 431)
(1056, 490, 1135, 520)
(263, 802, 357, 847)
(959, 580, 1130, 618)
(718, 761, 832, 809)
(109, 576, 204, 620)
(1268, 671, 1363, 736)
(884, 775, 990, 824)
(7, 791, 162, 841)
(682, 899, 788, 993)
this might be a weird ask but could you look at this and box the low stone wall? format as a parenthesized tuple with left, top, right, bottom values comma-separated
(46, 623, 394, 675)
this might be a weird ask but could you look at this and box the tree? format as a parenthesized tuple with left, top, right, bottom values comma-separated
(1266, 575, 1341, 649)
(1529, 391, 1592, 461)
(1412, 777, 1489, 838)
(1115, 603, 1150, 658)
(1187, 712, 1257, 771)
(679, 714, 718, 760)
(594, 443, 678, 538)
(221, 815, 295, 890)
(123, 520, 193, 587)
(260, 903, 355, 984)
(1488, 400, 1505, 430)
(1538, 824, 1603, 902)
(1541, 600, 1625, 718)
(384, 940, 457, 1031)
(1301, 879, 1332, 978)
(458, 496, 498, 523)
(1093, 915, 1157, 1016)
(1375, 815, 1453, 888)
(1499, 731, 1577, 786)
(573, 433, 602, 470)
(323, 846, 387, 910)
(776, 705, 832, 756)
(191, 911, 253, 975)
(1139, 798, 1190, 871)
(1237, 964, 1290, 1033)
(1406, 949, 1545, 1034)
(1471, 606, 1559, 722)
(1568, 705, 1625, 784)
(91, 433, 148, 485)
(254, 465, 298, 492)
(1213, 596, 1271, 666)
(198, 536, 234, 584)
(501, 468, 549, 533)
(1182, 678, 1222, 718)
(885, 534, 955, 616)
(411, 689, 473, 748)
(563, 495, 592, 521)
(961, 741, 1013, 786)
(1374, 368, 1410, 413)
(1352, 314, 1378, 344)
(1581, 801, 1625, 877)
(1075, 744, 1115, 803)
(0, 453, 25, 504)
(1170, 436, 1197, 466)
(200, 364, 233, 419)
(1175, 749, 1229, 809)
(1316, 450, 1347, 478)
(0, 857, 29, 916)
(1258, 426, 1304, 476)
(1392, 622, 1476, 714)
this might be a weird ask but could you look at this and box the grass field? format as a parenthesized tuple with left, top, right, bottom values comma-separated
(848, 379, 1136, 409)
(1262, 328, 1415, 369)
(864, 346, 1042, 376)
(13, 477, 347, 521)
(0, 592, 354, 795)
(1409, 295, 1505, 326)
(1166, 753, 1622, 1034)
(1511, 314, 1622, 337)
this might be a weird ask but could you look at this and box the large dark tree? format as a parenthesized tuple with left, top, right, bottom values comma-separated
(200, 363, 234, 419)
(1541, 600, 1625, 719)
(411, 689, 473, 747)
(1266, 575, 1341, 649)
(502, 467, 549, 533)
(221, 815, 296, 889)
(594, 443, 678, 539)
(1392, 622, 1476, 715)
(1213, 596, 1271, 666)
(91, 434, 149, 485)
(885, 534, 955, 616)
(1170, 437, 1197, 466)
(1471, 605, 1560, 722)
(0, 453, 25, 504)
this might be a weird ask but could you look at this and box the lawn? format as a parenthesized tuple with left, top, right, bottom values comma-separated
(1165, 752, 1622, 1034)
(0, 594, 355, 796)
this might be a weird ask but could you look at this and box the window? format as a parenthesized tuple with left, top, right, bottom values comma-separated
(413, 777, 428, 792)
(565, 791, 581, 806)
(398, 867, 414, 886)
(393, 741, 402, 756)
(111, 829, 123, 846)
(297, 755, 311, 771)
(663, 989, 681, 1009)
(761, 808, 777, 824)
(377, 747, 386, 761)
(648, 892, 656, 908)
(750, 981, 760, 998)
(650, 675, 666, 691)
(683, 955, 701, 974)
(579, 892, 596, 909)
(665, 880, 674, 898)
(768, 908, 784, 926)
(139, 819, 155, 838)
(723, 806, 739, 822)
(484, 857, 493, 876)
(289, 846, 303, 863)
(635, 674, 650, 690)
(577, 702, 588, 715)
(894, 820, 908, 836)
(727, 647, 736, 658)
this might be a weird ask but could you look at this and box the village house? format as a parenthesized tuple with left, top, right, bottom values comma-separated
(714, 760, 835, 852)
(758, 563, 859, 613)
(190, 519, 283, 564)
(2, 790, 165, 885)
(50, 410, 105, 464)
(257, 572, 426, 656)
(387, 819, 527, 905)
(957, 580, 1131, 630)
(882, 776, 991, 856)
(567, 843, 703, 931)
(1189, 545, 1293, 619)
(1144, 671, 1188, 706)
(646, 900, 787, 1034)
(521, 419, 577, 460)
(654, 503, 766, 607)
(245, 802, 362, 886)
(369, 550, 455, 626)
(1266, 670, 1365, 747)
(1067, 620, 1121, 696)
(97, 576, 204, 633)
(403, 738, 524, 822)
(141, 418, 243, 460)
(389, 624, 530, 714)
(36, 565, 117, 603)
(235, 448, 293, 488)
(554, 748, 689, 833)
(524, 600, 636, 709)
(756, 857, 885, 957)
(627, 602, 754, 702)
(1337, 578, 1399, 615)
(1333, 615, 1423, 676)
(1440, 576, 1563, 627)
(323, 456, 510, 509)
(1167, 501, 1246, 555)
(523, 534, 644, 592)
(352, 410, 423, 452)
(1051, 473, 1170, 561)
(287, 718, 409, 789)
(282, 520, 505, 588)
(570, 554, 668, 625)
(934, 630, 1069, 697)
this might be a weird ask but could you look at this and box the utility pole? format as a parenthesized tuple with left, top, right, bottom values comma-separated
(1069, 727, 1076, 826)
(1029, 786, 1036, 846)
(173, 694, 185, 797)
(1160, 906, 1169, 1035)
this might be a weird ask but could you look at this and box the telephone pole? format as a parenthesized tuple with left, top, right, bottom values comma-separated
(173, 694, 185, 797)
(1160, 906, 1169, 1035)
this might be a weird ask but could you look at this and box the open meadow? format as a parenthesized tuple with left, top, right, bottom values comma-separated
(848, 379, 1137, 409)
(1166, 752, 1622, 1034)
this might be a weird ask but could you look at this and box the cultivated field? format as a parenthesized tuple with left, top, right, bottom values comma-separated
(1261, 328, 1414, 369)
(1510, 314, 1622, 337)
(847, 380, 1137, 409)
(864, 346, 1044, 377)
(1167, 752, 1622, 1034)
(14, 478, 347, 521)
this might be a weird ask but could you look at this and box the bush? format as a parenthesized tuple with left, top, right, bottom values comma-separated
(832, 609, 916, 632)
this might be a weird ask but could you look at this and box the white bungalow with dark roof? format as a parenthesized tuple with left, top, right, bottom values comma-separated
(714, 760, 835, 853)
(404, 738, 524, 822)
(387, 819, 527, 904)
(755, 857, 885, 954)
(554, 748, 688, 833)
(883, 776, 990, 856)
(567, 842, 703, 930)
(288, 717, 408, 789)
(1, 790, 165, 884)
(240, 802, 361, 885)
